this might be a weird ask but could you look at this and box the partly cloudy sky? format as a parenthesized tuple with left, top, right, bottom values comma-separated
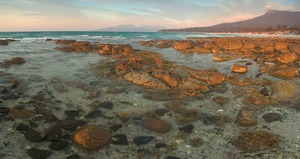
(0, 0, 299, 31)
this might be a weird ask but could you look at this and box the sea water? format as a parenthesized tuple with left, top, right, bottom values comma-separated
(0, 32, 299, 159)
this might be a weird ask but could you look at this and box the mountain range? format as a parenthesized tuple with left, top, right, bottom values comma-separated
(160, 10, 300, 33)
(97, 24, 165, 32)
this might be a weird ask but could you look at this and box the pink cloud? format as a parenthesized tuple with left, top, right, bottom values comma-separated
(219, 14, 256, 23)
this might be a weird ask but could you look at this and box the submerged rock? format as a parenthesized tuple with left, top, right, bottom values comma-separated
(233, 131, 279, 152)
(73, 125, 111, 150)
(24, 128, 45, 142)
(49, 140, 69, 151)
(27, 148, 51, 159)
(178, 124, 194, 134)
(111, 134, 129, 145)
(10, 107, 36, 119)
(236, 110, 257, 127)
(133, 136, 155, 146)
(140, 118, 171, 133)
(262, 113, 283, 123)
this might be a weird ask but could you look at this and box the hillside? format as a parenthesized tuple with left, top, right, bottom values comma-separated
(160, 10, 300, 34)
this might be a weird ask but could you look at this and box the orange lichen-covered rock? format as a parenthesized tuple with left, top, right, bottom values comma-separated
(277, 53, 298, 64)
(141, 118, 171, 133)
(188, 69, 225, 86)
(173, 40, 194, 50)
(124, 72, 168, 89)
(231, 64, 248, 73)
(272, 67, 298, 78)
(73, 125, 111, 150)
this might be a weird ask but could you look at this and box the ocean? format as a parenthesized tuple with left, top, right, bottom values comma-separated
(0, 31, 299, 159)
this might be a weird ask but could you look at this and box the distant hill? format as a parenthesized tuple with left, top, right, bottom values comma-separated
(97, 24, 165, 32)
(160, 10, 300, 34)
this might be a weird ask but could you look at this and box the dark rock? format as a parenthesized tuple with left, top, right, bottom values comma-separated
(262, 113, 282, 123)
(260, 87, 269, 96)
(64, 110, 80, 119)
(236, 110, 257, 127)
(133, 136, 155, 146)
(61, 119, 86, 131)
(49, 140, 69, 151)
(27, 148, 51, 159)
(111, 134, 129, 145)
(0, 40, 8, 45)
(154, 108, 169, 116)
(178, 124, 194, 134)
(203, 115, 219, 125)
(155, 143, 167, 149)
(16, 123, 29, 132)
(84, 110, 102, 118)
(24, 128, 44, 142)
(10, 107, 36, 119)
(67, 154, 82, 159)
(29, 121, 39, 128)
(212, 96, 228, 105)
(0, 107, 10, 114)
(0, 94, 20, 100)
(10, 57, 25, 64)
(42, 113, 57, 122)
(109, 124, 122, 132)
(293, 103, 300, 111)
(99, 101, 114, 109)
(166, 156, 181, 159)
(45, 123, 63, 141)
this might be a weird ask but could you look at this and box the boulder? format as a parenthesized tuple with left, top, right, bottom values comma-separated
(124, 72, 168, 89)
(173, 40, 194, 51)
(10, 57, 25, 64)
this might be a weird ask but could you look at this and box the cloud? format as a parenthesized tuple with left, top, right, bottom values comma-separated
(265, 0, 300, 11)
(219, 14, 256, 23)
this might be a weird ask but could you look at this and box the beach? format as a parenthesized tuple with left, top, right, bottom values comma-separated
(0, 32, 300, 159)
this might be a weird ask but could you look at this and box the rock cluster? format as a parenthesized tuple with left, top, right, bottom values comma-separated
(55, 40, 225, 97)
(140, 37, 300, 78)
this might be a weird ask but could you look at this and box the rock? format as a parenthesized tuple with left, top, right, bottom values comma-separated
(274, 42, 289, 53)
(154, 108, 169, 116)
(173, 40, 194, 51)
(124, 71, 168, 89)
(155, 143, 168, 148)
(236, 110, 257, 127)
(213, 56, 229, 62)
(66, 154, 82, 159)
(0, 94, 20, 100)
(271, 80, 299, 104)
(49, 140, 69, 151)
(203, 115, 219, 125)
(188, 69, 225, 86)
(42, 113, 57, 122)
(277, 53, 298, 64)
(10, 57, 25, 64)
(16, 123, 30, 132)
(111, 134, 129, 145)
(178, 124, 194, 134)
(109, 124, 122, 132)
(73, 125, 112, 150)
(52, 84, 68, 93)
(0, 40, 9, 45)
(10, 107, 36, 119)
(61, 119, 86, 131)
(133, 136, 155, 146)
(194, 46, 210, 53)
(176, 109, 202, 123)
(24, 128, 45, 142)
(228, 39, 243, 50)
(212, 96, 228, 105)
(262, 113, 283, 123)
(45, 123, 63, 141)
(99, 101, 114, 109)
(272, 67, 297, 78)
(233, 131, 279, 152)
(56, 39, 76, 44)
(27, 148, 51, 159)
(231, 64, 248, 73)
(140, 118, 171, 133)
(0, 107, 10, 114)
(84, 110, 102, 119)
(260, 87, 269, 96)
(64, 110, 80, 119)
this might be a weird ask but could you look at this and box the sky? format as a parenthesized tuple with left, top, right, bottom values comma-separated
(0, 0, 299, 31)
